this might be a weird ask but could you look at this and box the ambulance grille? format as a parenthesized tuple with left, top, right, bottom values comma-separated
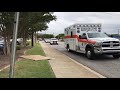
(102, 41, 120, 47)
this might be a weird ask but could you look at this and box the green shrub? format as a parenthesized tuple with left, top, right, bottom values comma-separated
(26, 41, 30, 46)
(16, 45, 21, 50)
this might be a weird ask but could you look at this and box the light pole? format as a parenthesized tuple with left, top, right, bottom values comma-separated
(9, 12, 20, 78)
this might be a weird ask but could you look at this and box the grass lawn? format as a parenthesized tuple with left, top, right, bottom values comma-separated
(26, 43, 45, 56)
(0, 43, 55, 78)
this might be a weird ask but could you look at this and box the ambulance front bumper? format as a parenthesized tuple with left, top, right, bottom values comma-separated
(94, 47, 120, 54)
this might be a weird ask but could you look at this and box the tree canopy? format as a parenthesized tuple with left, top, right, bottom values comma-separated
(0, 12, 57, 55)
(55, 33, 64, 39)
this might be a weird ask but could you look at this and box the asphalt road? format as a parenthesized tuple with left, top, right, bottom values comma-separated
(47, 41, 120, 78)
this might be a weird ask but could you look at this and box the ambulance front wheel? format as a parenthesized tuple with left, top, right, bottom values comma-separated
(86, 48, 95, 60)
(113, 54, 120, 59)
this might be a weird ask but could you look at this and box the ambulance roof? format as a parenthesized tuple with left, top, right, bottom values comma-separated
(65, 23, 102, 33)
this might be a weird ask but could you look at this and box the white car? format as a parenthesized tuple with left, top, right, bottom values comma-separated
(10, 38, 23, 45)
(50, 38, 58, 45)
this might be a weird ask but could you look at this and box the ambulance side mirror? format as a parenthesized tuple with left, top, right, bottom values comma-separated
(81, 35, 87, 39)
(82, 37, 87, 39)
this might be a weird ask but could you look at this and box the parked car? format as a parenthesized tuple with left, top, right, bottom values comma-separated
(50, 38, 58, 45)
(0, 38, 4, 54)
(17, 38, 23, 45)
(10, 38, 23, 45)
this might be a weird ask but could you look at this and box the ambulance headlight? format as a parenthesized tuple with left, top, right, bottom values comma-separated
(94, 42, 102, 47)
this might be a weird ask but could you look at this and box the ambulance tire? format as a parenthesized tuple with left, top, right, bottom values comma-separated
(67, 45, 71, 52)
(86, 48, 95, 60)
(113, 54, 120, 59)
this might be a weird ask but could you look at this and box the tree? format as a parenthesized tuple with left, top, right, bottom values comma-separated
(0, 12, 14, 55)
(26, 12, 56, 46)
(18, 12, 29, 47)
(56, 33, 64, 40)
(42, 34, 54, 39)
(0, 12, 57, 55)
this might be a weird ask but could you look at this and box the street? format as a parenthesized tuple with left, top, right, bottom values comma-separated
(48, 41, 120, 78)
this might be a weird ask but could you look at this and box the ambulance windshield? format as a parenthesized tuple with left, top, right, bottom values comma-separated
(87, 33, 109, 38)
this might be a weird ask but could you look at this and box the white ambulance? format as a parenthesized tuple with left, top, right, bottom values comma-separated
(64, 23, 120, 59)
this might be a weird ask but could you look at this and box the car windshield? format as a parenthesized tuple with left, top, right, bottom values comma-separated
(87, 33, 109, 38)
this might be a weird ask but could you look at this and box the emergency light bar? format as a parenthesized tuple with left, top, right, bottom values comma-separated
(65, 24, 101, 32)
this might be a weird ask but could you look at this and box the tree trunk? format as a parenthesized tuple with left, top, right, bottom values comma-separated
(6, 36, 11, 55)
(21, 29, 27, 47)
(34, 32, 36, 44)
(21, 33, 24, 47)
(3, 34, 7, 55)
(5, 23, 14, 55)
(34, 31, 37, 43)
(31, 31, 34, 47)
(23, 31, 26, 47)
(23, 37, 26, 47)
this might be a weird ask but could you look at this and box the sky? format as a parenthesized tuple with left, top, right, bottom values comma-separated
(40, 12, 120, 35)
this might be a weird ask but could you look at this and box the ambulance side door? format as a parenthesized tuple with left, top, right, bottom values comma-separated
(79, 33, 87, 52)
(67, 30, 73, 50)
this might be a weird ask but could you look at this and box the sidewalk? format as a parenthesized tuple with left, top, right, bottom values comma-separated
(40, 41, 106, 78)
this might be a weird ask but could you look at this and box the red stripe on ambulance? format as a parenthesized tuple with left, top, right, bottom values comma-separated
(64, 35, 96, 44)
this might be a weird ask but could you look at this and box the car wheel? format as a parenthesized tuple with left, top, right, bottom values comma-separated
(86, 48, 95, 60)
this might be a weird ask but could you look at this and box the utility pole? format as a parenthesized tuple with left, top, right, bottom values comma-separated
(9, 12, 20, 78)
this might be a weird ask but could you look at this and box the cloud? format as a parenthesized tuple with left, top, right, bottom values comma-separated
(41, 12, 120, 35)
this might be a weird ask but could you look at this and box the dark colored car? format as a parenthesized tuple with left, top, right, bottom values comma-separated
(0, 40, 4, 54)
